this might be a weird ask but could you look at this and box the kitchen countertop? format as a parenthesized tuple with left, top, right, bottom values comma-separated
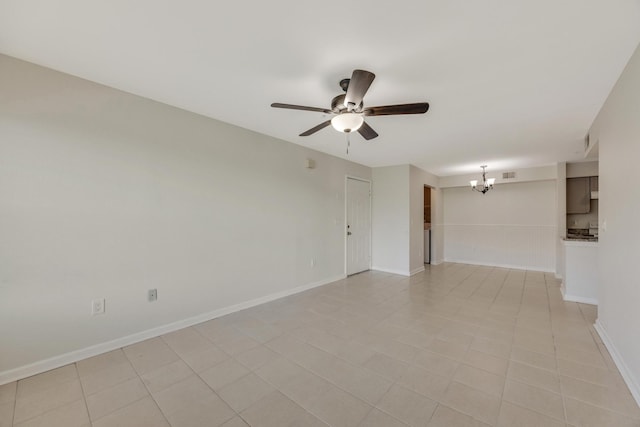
(563, 237, 598, 246)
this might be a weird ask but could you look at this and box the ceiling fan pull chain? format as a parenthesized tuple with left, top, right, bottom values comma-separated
(346, 133, 351, 155)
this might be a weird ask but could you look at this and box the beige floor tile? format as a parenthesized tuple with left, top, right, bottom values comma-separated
(253, 356, 306, 388)
(424, 339, 468, 361)
(161, 327, 215, 356)
(279, 369, 332, 408)
(462, 349, 508, 376)
(199, 358, 250, 390)
(560, 375, 640, 418)
(335, 340, 379, 365)
(503, 379, 564, 421)
(556, 345, 608, 369)
(13, 378, 84, 424)
(507, 360, 561, 393)
(123, 338, 180, 375)
(92, 396, 169, 427)
(306, 384, 372, 427)
(323, 361, 393, 405)
(513, 332, 556, 356)
(376, 384, 437, 427)
(10, 264, 640, 427)
(180, 345, 230, 373)
(17, 365, 78, 398)
(397, 363, 451, 402)
(359, 408, 408, 427)
(363, 352, 408, 381)
(427, 405, 491, 427)
(235, 345, 280, 371)
(140, 359, 193, 393)
(564, 396, 640, 427)
(76, 350, 128, 377)
(452, 364, 505, 397)
(165, 393, 235, 427)
(438, 328, 475, 347)
(13, 399, 89, 427)
(0, 400, 15, 427)
(79, 360, 138, 395)
(152, 375, 215, 416)
(395, 328, 436, 349)
(510, 347, 557, 372)
(220, 417, 250, 427)
(369, 337, 419, 363)
(470, 336, 512, 359)
(214, 331, 261, 356)
(240, 391, 326, 427)
(217, 373, 274, 412)
(0, 382, 16, 404)
(497, 401, 564, 427)
(441, 382, 501, 425)
(557, 358, 623, 389)
(85, 377, 147, 420)
(413, 349, 460, 378)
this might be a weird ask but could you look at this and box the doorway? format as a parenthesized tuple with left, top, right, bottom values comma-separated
(424, 186, 431, 264)
(346, 177, 371, 275)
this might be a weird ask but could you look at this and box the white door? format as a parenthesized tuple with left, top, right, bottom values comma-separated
(346, 178, 371, 275)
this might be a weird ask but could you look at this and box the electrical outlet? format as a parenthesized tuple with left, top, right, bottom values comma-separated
(148, 289, 157, 302)
(91, 298, 105, 316)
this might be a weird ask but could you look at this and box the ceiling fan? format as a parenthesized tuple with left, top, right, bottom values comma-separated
(271, 69, 429, 141)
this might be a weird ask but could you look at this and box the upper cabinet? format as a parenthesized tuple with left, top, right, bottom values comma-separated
(567, 177, 591, 214)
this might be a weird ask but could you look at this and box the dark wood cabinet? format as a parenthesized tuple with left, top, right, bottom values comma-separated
(567, 177, 591, 214)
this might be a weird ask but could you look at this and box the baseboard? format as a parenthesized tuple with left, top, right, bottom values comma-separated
(560, 282, 598, 305)
(562, 294, 598, 305)
(594, 320, 640, 407)
(371, 266, 410, 277)
(410, 266, 425, 276)
(0, 274, 345, 386)
(443, 258, 554, 273)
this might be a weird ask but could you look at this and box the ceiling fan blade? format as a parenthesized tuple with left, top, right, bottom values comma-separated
(344, 70, 376, 111)
(358, 122, 379, 141)
(299, 120, 332, 136)
(364, 102, 429, 116)
(271, 103, 333, 114)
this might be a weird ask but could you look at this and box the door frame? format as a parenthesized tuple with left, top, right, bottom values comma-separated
(344, 175, 372, 276)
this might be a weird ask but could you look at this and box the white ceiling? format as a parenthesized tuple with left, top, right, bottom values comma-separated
(1, 1, 639, 176)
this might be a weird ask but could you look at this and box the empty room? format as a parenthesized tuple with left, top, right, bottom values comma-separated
(1, 1, 640, 426)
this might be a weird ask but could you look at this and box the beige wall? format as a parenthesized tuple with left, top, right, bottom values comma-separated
(442, 180, 557, 272)
(589, 42, 640, 404)
(0, 55, 371, 381)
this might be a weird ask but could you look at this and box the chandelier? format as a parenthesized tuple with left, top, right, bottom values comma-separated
(470, 165, 495, 194)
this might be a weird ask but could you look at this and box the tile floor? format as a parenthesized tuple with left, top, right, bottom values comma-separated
(2, 263, 640, 426)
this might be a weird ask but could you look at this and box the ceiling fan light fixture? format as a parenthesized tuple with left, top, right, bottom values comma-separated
(331, 113, 364, 133)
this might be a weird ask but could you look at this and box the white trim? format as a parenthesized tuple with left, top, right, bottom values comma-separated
(560, 281, 598, 305)
(345, 175, 372, 276)
(0, 274, 345, 386)
(371, 266, 410, 277)
(594, 320, 640, 407)
(443, 258, 554, 273)
(562, 294, 598, 305)
(410, 266, 425, 276)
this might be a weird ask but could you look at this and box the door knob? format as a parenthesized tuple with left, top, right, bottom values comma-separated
(347, 231, 352, 236)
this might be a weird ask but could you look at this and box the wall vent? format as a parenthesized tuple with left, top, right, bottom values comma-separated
(502, 171, 516, 179)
